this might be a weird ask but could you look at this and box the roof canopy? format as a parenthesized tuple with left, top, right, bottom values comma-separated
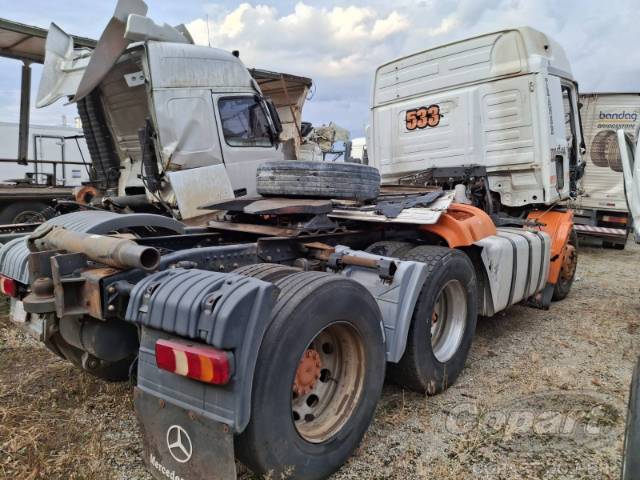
(0, 18, 95, 63)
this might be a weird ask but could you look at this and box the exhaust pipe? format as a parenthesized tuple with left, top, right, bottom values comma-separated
(29, 225, 160, 271)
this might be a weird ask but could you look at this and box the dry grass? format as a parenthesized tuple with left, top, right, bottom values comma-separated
(0, 314, 139, 479)
(0, 239, 639, 479)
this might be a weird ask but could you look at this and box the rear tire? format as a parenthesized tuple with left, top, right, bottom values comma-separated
(552, 230, 578, 301)
(603, 240, 626, 250)
(256, 161, 380, 201)
(365, 240, 414, 258)
(388, 246, 477, 394)
(232, 263, 300, 282)
(0, 201, 50, 224)
(235, 272, 386, 480)
(50, 332, 133, 382)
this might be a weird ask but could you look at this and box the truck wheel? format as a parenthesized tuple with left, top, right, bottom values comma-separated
(235, 272, 386, 479)
(0, 201, 50, 224)
(232, 263, 299, 282)
(622, 358, 640, 480)
(603, 240, 626, 250)
(365, 240, 414, 258)
(389, 246, 477, 394)
(552, 230, 578, 301)
(256, 161, 380, 201)
(50, 332, 133, 382)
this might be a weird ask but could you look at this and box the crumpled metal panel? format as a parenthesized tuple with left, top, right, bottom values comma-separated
(0, 211, 185, 284)
(127, 268, 277, 432)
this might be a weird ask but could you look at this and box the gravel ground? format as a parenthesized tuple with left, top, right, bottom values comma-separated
(1, 239, 638, 479)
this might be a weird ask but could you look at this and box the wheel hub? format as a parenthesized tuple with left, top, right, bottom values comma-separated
(561, 244, 577, 281)
(291, 323, 366, 443)
(430, 279, 467, 363)
(293, 349, 321, 396)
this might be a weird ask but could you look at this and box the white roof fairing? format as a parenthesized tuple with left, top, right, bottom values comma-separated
(145, 41, 255, 91)
(373, 27, 574, 108)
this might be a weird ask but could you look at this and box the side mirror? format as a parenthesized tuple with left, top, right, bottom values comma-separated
(265, 98, 283, 136)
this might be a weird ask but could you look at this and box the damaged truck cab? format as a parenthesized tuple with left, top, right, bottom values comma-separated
(38, 2, 306, 219)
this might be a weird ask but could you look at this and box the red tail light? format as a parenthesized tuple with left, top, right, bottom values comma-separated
(601, 215, 627, 225)
(155, 339, 231, 385)
(0, 275, 17, 297)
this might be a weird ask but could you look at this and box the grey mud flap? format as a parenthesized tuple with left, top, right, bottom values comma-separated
(135, 387, 236, 480)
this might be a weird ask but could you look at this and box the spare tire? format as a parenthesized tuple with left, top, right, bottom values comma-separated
(256, 161, 380, 201)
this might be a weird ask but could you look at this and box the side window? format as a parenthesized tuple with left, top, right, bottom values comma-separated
(218, 96, 273, 147)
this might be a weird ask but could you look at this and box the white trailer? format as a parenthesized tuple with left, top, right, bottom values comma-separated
(0, 19, 95, 225)
(0, 121, 91, 224)
(572, 93, 640, 248)
(0, 121, 90, 187)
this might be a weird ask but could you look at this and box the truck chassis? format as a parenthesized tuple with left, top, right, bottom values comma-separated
(0, 185, 576, 480)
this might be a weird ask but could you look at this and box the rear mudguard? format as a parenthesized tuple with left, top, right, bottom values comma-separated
(419, 203, 497, 247)
(125, 268, 278, 433)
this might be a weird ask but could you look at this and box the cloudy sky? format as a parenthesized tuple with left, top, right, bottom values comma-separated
(2, 0, 639, 137)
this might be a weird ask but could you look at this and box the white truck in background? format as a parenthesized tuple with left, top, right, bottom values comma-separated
(0, 121, 91, 224)
(572, 93, 640, 248)
(0, 121, 90, 187)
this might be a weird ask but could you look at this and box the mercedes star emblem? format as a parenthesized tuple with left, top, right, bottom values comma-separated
(166, 425, 193, 463)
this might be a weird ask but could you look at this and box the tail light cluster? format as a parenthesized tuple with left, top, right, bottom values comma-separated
(155, 339, 232, 385)
(601, 215, 628, 225)
(0, 275, 18, 298)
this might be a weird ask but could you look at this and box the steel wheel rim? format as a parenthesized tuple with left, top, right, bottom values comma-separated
(431, 279, 467, 362)
(291, 322, 365, 443)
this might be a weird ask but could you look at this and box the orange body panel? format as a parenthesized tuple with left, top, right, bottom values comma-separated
(526, 209, 574, 285)
(420, 203, 497, 247)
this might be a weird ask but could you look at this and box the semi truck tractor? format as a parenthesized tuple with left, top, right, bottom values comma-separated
(0, 2, 583, 479)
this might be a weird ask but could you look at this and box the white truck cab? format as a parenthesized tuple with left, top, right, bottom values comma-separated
(369, 27, 585, 212)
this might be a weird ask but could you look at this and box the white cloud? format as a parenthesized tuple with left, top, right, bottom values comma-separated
(183, 0, 640, 137)
(187, 2, 410, 78)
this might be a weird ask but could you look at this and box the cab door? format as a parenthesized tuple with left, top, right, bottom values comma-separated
(560, 82, 585, 198)
(618, 129, 640, 242)
(212, 94, 284, 196)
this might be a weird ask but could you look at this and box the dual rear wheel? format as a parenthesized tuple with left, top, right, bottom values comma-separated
(366, 242, 478, 394)
(234, 245, 478, 478)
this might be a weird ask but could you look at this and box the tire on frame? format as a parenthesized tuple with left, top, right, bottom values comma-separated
(256, 161, 380, 201)
(388, 245, 478, 395)
(235, 271, 386, 480)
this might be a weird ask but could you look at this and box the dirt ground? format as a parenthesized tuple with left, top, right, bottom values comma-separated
(1, 239, 638, 480)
